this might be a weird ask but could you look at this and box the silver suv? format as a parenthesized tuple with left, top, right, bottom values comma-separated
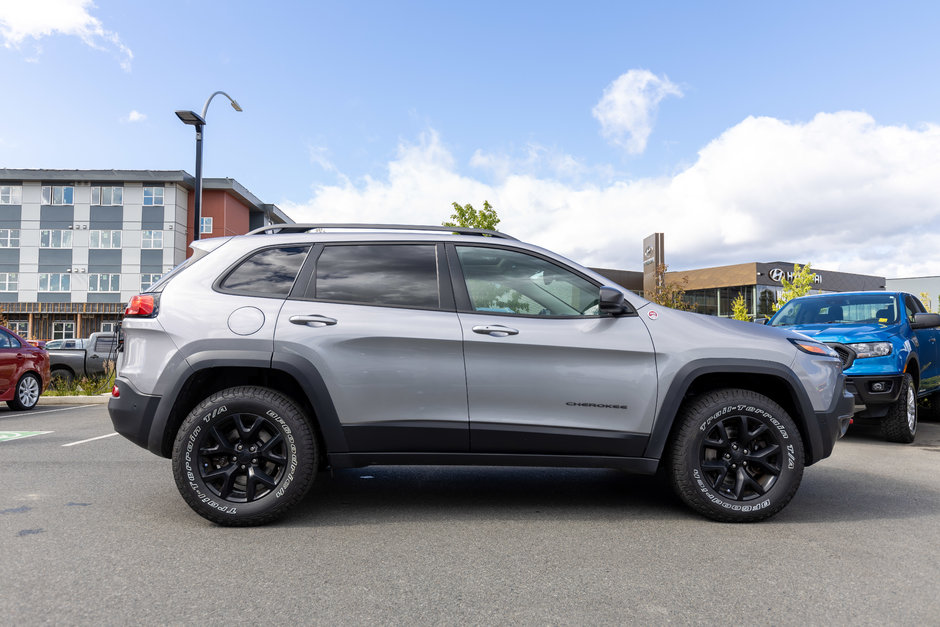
(109, 224, 853, 525)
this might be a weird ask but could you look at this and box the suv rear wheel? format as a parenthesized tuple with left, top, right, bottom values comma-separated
(667, 388, 805, 523)
(171, 386, 319, 526)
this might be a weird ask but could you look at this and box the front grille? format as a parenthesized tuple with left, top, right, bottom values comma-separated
(826, 343, 855, 370)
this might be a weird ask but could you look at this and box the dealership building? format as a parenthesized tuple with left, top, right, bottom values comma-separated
(593, 233, 887, 318)
(0, 169, 289, 340)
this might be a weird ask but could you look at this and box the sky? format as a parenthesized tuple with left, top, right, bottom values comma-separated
(2, 1, 940, 278)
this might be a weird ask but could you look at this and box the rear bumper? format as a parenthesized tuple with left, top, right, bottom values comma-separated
(108, 377, 161, 451)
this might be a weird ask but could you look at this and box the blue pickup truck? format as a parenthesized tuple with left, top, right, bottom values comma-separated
(767, 291, 940, 443)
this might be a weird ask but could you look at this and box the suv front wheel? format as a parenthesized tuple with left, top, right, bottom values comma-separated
(171, 386, 319, 526)
(667, 389, 805, 523)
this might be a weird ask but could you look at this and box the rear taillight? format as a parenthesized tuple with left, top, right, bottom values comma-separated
(125, 294, 157, 317)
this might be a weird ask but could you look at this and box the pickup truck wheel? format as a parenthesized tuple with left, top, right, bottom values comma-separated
(881, 373, 917, 443)
(171, 386, 319, 526)
(50, 368, 74, 386)
(667, 389, 804, 523)
(7, 373, 42, 411)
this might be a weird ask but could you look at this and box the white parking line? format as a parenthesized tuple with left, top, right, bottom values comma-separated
(62, 433, 120, 447)
(13, 406, 84, 416)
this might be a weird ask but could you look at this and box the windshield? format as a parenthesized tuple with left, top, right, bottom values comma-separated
(771, 294, 899, 326)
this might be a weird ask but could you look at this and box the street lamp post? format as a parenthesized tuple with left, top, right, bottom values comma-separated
(175, 91, 243, 242)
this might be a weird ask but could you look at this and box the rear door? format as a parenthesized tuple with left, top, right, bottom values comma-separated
(274, 242, 469, 452)
(449, 244, 658, 457)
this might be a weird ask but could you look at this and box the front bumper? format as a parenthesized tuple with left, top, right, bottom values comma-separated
(845, 374, 903, 407)
(809, 384, 854, 465)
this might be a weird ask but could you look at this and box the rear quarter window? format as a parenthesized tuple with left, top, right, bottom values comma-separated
(218, 246, 311, 297)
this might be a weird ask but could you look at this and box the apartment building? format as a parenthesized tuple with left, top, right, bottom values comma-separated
(0, 169, 290, 340)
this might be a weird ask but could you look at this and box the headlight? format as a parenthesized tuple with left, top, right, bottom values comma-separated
(789, 338, 839, 358)
(845, 342, 892, 359)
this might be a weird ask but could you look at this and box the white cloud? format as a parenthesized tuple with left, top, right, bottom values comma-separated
(283, 112, 940, 279)
(0, 0, 132, 71)
(592, 69, 682, 154)
(122, 110, 146, 123)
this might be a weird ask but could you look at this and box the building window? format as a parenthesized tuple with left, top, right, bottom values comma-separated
(8, 320, 28, 336)
(0, 272, 17, 291)
(0, 185, 22, 204)
(39, 273, 71, 292)
(0, 229, 19, 247)
(52, 321, 76, 340)
(91, 186, 123, 206)
(140, 273, 162, 291)
(100, 321, 120, 333)
(141, 230, 163, 249)
(88, 273, 120, 292)
(41, 185, 74, 205)
(143, 187, 165, 206)
(200, 216, 213, 234)
(89, 230, 122, 249)
(40, 229, 73, 248)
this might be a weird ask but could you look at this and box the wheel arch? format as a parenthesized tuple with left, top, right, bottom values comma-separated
(645, 359, 824, 466)
(154, 356, 348, 459)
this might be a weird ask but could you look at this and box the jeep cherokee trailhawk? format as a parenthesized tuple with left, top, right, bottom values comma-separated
(109, 224, 853, 525)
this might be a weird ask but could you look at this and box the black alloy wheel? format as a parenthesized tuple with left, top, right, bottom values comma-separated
(699, 413, 783, 501)
(197, 412, 289, 503)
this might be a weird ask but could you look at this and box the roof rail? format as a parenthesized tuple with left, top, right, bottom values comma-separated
(245, 223, 517, 240)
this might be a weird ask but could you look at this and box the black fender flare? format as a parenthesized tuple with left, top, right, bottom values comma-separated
(644, 358, 825, 465)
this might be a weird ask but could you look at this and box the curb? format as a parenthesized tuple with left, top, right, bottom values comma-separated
(39, 394, 111, 405)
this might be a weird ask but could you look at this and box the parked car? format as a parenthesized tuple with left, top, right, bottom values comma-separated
(44, 338, 88, 351)
(0, 325, 50, 410)
(767, 291, 940, 442)
(48, 332, 118, 385)
(109, 224, 853, 526)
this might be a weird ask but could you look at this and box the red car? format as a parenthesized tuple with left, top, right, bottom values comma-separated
(0, 325, 50, 411)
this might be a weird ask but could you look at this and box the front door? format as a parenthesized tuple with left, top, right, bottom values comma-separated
(450, 244, 657, 457)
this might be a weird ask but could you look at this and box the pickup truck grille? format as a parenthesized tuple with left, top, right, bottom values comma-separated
(826, 343, 855, 370)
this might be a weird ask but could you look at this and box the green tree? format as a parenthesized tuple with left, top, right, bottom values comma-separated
(773, 263, 815, 312)
(443, 200, 500, 231)
(648, 264, 694, 311)
(731, 292, 750, 321)
(920, 291, 933, 312)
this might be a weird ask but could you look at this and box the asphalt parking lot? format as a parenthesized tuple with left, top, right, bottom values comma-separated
(2, 403, 939, 625)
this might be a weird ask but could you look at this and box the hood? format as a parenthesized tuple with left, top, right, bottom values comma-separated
(774, 322, 900, 343)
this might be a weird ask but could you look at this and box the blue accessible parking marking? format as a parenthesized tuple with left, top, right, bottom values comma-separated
(0, 431, 53, 443)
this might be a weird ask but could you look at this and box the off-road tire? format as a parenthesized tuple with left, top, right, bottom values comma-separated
(7, 372, 42, 411)
(881, 373, 917, 443)
(171, 386, 319, 526)
(667, 388, 805, 523)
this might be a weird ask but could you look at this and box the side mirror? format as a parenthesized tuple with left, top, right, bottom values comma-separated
(911, 312, 940, 329)
(599, 286, 630, 315)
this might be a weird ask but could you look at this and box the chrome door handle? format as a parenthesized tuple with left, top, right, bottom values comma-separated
(472, 324, 519, 337)
(289, 315, 338, 327)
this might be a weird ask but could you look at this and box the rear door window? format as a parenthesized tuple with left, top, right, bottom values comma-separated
(309, 244, 440, 309)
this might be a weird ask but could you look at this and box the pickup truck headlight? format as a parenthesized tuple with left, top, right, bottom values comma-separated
(845, 342, 892, 359)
